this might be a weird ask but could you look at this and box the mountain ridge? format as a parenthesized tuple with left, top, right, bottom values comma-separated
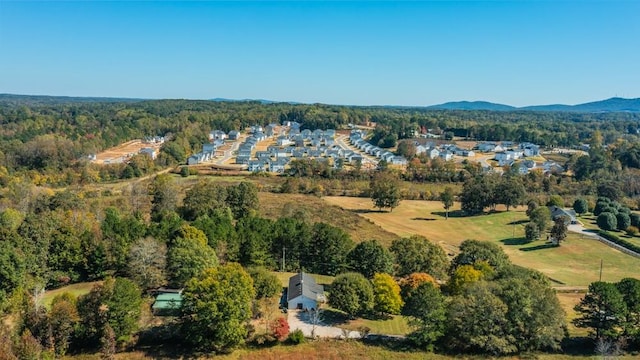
(1, 94, 639, 113)
(428, 97, 640, 112)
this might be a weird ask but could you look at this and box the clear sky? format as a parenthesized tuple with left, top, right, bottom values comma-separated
(0, 1, 638, 107)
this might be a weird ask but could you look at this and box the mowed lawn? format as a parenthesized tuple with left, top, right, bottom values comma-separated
(324, 197, 640, 287)
(322, 308, 411, 336)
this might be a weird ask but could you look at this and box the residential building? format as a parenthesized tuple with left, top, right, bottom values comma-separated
(287, 272, 325, 310)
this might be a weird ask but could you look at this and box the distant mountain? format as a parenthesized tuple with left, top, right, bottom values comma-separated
(426, 101, 516, 111)
(2, 94, 639, 113)
(428, 97, 640, 113)
(543, 97, 640, 112)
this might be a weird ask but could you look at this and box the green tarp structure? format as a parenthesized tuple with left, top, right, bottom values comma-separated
(152, 293, 182, 315)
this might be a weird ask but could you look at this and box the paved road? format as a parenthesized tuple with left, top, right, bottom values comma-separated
(335, 134, 378, 168)
(287, 310, 361, 339)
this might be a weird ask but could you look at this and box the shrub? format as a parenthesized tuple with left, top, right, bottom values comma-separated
(573, 198, 589, 215)
(625, 226, 638, 237)
(287, 329, 305, 345)
(631, 213, 640, 228)
(597, 212, 617, 231)
(180, 166, 189, 177)
(616, 212, 631, 231)
(546, 195, 564, 208)
(271, 317, 289, 341)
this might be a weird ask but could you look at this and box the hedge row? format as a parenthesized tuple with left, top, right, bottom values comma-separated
(597, 230, 640, 254)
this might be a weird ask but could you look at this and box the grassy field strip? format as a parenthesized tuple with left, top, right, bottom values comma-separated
(323, 197, 640, 287)
(41, 281, 100, 309)
(272, 271, 335, 288)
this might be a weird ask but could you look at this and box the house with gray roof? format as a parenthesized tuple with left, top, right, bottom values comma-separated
(228, 130, 240, 140)
(287, 272, 325, 310)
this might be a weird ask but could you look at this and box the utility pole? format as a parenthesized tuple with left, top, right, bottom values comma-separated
(599, 259, 603, 282)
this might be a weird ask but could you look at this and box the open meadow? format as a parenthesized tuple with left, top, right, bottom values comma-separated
(323, 197, 640, 288)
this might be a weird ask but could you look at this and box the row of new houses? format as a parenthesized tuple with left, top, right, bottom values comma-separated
(476, 141, 540, 157)
(245, 132, 365, 172)
(349, 131, 407, 165)
(412, 141, 476, 160)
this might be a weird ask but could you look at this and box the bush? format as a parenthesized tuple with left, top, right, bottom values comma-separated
(573, 198, 589, 215)
(597, 212, 618, 231)
(616, 212, 631, 231)
(180, 166, 190, 177)
(287, 329, 305, 345)
(631, 213, 640, 228)
(593, 198, 611, 216)
(626, 226, 638, 237)
(546, 195, 564, 208)
(271, 317, 290, 341)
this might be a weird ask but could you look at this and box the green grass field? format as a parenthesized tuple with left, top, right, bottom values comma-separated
(323, 197, 640, 288)
(42, 281, 100, 309)
(272, 271, 335, 288)
(321, 308, 411, 336)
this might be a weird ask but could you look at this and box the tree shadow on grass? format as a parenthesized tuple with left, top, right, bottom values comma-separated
(361, 336, 414, 353)
(500, 237, 529, 246)
(501, 238, 559, 251)
(319, 308, 350, 326)
(352, 209, 387, 214)
(136, 323, 202, 359)
(519, 243, 559, 252)
(432, 210, 466, 218)
(507, 219, 529, 225)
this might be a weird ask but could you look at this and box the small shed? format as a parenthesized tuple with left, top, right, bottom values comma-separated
(152, 292, 183, 316)
(287, 272, 325, 310)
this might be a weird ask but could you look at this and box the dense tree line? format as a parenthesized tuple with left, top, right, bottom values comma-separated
(328, 239, 567, 355)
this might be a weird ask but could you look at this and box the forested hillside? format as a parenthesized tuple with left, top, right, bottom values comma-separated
(2, 96, 640, 186)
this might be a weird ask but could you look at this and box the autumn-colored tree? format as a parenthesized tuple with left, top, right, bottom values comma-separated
(399, 272, 437, 299)
(270, 317, 290, 341)
(372, 273, 404, 315)
(447, 265, 484, 295)
(49, 294, 80, 356)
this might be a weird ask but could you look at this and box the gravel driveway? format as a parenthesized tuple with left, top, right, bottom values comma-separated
(287, 310, 361, 339)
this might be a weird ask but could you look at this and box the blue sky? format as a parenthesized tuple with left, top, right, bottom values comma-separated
(0, 1, 638, 106)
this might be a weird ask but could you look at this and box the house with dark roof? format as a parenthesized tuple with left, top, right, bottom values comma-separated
(287, 272, 325, 310)
(549, 206, 578, 225)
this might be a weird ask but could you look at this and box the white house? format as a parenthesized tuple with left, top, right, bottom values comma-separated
(209, 130, 227, 141)
(391, 156, 408, 165)
(227, 130, 240, 140)
(427, 148, 440, 159)
(277, 136, 293, 147)
(495, 151, 512, 163)
(439, 151, 454, 161)
(287, 272, 325, 310)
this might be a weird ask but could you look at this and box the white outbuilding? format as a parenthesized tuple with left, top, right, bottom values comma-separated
(287, 272, 326, 310)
